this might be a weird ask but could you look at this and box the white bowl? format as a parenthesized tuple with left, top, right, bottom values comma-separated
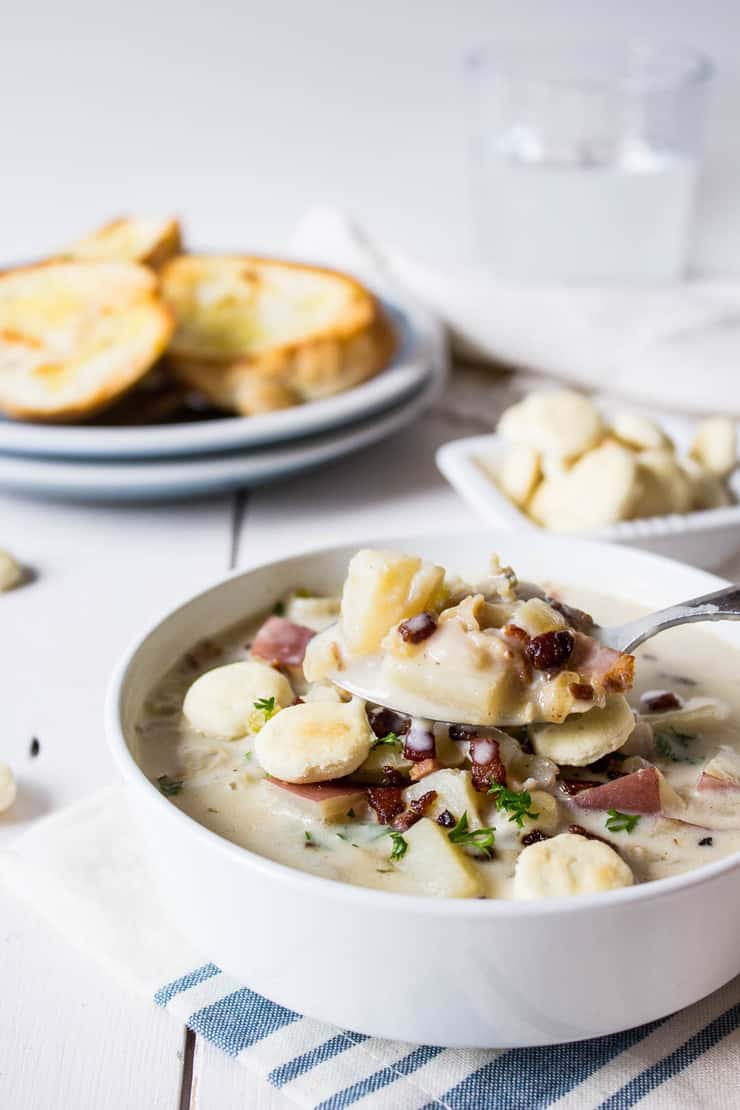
(105, 533, 740, 1047)
(437, 433, 740, 571)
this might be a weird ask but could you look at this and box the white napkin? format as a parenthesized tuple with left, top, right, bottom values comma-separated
(291, 207, 740, 417)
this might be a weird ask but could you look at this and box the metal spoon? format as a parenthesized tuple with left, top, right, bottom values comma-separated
(595, 583, 740, 653)
(327, 584, 740, 724)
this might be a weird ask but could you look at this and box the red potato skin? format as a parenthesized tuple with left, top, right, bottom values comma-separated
(574, 768, 662, 814)
(252, 616, 315, 667)
(268, 778, 365, 802)
(697, 773, 740, 793)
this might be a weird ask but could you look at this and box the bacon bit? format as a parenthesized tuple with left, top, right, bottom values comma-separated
(403, 721, 436, 762)
(500, 624, 533, 684)
(518, 733, 534, 755)
(568, 824, 617, 848)
(381, 765, 406, 787)
(291, 695, 304, 706)
(367, 787, 405, 824)
(502, 623, 529, 645)
(251, 616, 315, 667)
(559, 778, 604, 796)
(641, 690, 681, 712)
(569, 682, 595, 701)
(589, 753, 626, 779)
(448, 723, 475, 743)
(470, 735, 507, 792)
(392, 790, 438, 832)
(521, 829, 549, 846)
(367, 705, 410, 738)
(409, 758, 440, 782)
(527, 630, 574, 671)
(570, 633, 635, 693)
(436, 809, 456, 828)
(398, 612, 438, 644)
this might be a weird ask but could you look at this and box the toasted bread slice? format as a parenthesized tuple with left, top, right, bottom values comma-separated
(160, 255, 395, 413)
(0, 261, 174, 422)
(64, 216, 182, 269)
(166, 358, 300, 415)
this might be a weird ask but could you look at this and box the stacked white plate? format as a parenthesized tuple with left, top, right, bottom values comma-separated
(0, 296, 446, 502)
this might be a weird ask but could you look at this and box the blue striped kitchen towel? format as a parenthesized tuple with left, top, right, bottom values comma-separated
(1, 789, 738, 1109)
(153, 959, 740, 1109)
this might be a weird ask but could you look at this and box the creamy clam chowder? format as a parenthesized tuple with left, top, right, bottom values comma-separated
(136, 550, 740, 900)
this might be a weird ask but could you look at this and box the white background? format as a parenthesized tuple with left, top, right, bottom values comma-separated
(2, 0, 740, 271)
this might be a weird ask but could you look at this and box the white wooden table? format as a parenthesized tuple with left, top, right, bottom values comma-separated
(2, 370, 738, 1109)
(0, 373, 497, 1109)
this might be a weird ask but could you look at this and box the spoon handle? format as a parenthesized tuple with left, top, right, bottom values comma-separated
(599, 584, 740, 654)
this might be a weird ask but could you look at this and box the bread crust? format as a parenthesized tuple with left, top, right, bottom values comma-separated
(166, 305, 396, 415)
(0, 261, 174, 422)
(63, 216, 182, 269)
(161, 254, 396, 414)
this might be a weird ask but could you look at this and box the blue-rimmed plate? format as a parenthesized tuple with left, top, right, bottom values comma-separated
(0, 333, 447, 502)
(0, 296, 432, 460)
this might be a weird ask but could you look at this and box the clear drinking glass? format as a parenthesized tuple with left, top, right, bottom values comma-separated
(465, 41, 713, 283)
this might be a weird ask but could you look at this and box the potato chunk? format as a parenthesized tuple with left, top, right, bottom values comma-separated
(396, 818, 483, 898)
(511, 597, 568, 637)
(405, 769, 482, 828)
(340, 549, 444, 656)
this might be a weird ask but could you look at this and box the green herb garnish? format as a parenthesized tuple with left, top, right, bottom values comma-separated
(388, 831, 408, 861)
(371, 731, 401, 750)
(487, 781, 539, 828)
(272, 600, 285, 616)
(304, 830, 317, 848)
(448, 811, 496, 857)
(254, 696, 278, 721)
(244, 751, 252, 761)
(156, 774, 183, 797)
(655, 728, 697, 763)
(605, 809, 641, 833)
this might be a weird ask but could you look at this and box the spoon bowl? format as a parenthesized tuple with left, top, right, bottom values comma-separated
(327, 584, 740, 725)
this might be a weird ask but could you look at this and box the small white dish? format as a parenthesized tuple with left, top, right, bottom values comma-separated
(437, 427, 740, 572)
(107, 531, 740, 1047)
(0, 296, 431, 460)
(0, 354, 446, 502)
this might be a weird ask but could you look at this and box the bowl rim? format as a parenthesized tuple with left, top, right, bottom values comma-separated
(105, 529, 740, 920)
